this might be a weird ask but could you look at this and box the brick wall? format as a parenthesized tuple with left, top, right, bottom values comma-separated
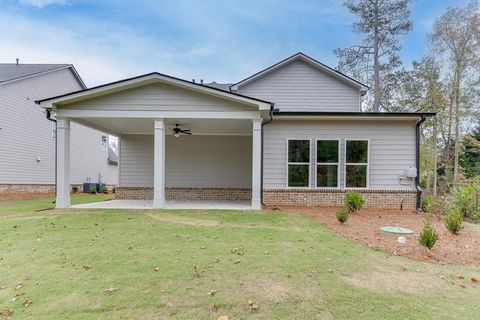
(0, 184, 56, 193)
(263, 189, 417, 210)
(0, 184, 117, 194)
(115, 187, 252, 201)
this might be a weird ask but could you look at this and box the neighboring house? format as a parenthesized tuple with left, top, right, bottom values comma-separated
(0, 63, 118, 193)
(37, 53, 433, 209)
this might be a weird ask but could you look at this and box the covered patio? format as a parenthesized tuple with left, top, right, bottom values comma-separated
(38, 73, 272, 210)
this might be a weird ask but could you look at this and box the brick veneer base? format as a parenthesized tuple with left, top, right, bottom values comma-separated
(0, 184, 56, 193)
(0, 184, 117, 194)
(263, 189, 418, 210)
(115, 187, 252, 201)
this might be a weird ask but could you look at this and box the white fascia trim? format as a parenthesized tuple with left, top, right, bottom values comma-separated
(55, 109, 262, 120)
(274, 116, 419, 121)
(40, 73, 271, 111)
(231, 53, 368, 92)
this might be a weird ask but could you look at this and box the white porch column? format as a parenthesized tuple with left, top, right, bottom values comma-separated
(251, 119, 262, 210)
(153, 119, 166, 208)
(56, 118, 71, 208)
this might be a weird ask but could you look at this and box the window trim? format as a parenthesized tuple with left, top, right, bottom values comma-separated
(286, 138, 311, 189)
(344, 139, 370, 189)
(315, 139, 340, 189)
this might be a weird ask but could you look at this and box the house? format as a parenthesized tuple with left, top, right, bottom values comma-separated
(37, 53, 433, 210)
(0, 62, 118, 193)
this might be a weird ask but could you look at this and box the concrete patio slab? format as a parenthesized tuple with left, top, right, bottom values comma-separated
(70, 199, 253, 210)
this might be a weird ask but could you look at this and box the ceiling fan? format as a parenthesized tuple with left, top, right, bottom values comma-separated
(171, 124, 192, 137)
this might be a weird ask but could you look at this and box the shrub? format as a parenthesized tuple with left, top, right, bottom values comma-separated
(448, 178, 480, 221)
(102, 186, 108, 194)
(336, 208, 349, 223)
(345, 191, 364, 212)
(112, 187, 116, 194)
(419, 220, 438, 249)
(89, 185, 97, 194)
(444, 207, 463, 234)
(72, 186, 79, 194)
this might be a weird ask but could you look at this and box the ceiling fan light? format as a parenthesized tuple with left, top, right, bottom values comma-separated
(173, 132, 180, 138)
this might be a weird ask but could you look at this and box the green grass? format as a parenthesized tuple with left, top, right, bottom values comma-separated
(0, 195, 479, 319)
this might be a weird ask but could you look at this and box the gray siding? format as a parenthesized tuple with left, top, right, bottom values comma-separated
(263, 120, 416, 190)
(0, 68, 118, 185)
(119, 135, 252, 188)
(63, 82, 258, 112)
(238, 60, 361, 112)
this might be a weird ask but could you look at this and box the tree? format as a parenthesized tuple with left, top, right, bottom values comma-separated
(430, 0, 480, 185)
(334, 0, 413, 111)
(461, 126, 480, 178)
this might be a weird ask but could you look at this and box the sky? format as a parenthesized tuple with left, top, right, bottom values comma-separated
(0, 0, 472, 87)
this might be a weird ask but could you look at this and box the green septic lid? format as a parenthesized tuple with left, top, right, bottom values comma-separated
(380, 226, 414, 235)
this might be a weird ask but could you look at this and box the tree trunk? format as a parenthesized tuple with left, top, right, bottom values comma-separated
(373, 0, 381, 112)
(433, 117, 438, 196)
(453, 69, 461, 185)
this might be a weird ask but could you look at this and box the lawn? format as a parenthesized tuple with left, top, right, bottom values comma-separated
(0, 195, 479, 319)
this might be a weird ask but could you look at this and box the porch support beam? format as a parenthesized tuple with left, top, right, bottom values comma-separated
(56, 117, 71, 208)
(251, 119, 262, 210)
(153, 119, 165, 208)
(55, 110, 262, 120)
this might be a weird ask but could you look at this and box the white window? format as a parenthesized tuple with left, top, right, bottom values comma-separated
(101, 135, 108, 151)
(316, 140, 339, 188)
(287, 139, 310, 188)
(345, 139, 369, 188)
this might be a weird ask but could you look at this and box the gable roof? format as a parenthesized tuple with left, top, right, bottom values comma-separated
(230, 52, 369, 93)
(0, 63, 86, 88)
(36, 72, 273, 110)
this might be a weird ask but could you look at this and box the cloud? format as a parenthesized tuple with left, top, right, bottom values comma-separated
(19, 0, 67, 8)
(1, 1, 357, 86)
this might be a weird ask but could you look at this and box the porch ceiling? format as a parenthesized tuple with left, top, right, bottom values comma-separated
(73, 117, 255, 136)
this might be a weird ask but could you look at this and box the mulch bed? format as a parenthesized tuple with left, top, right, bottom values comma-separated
(279, 206, 480, 267)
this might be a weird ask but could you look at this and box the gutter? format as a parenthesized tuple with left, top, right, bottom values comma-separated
(415, 115, 427, 211)
(45, 108, 57, 203)
(260, 104, 276, 206)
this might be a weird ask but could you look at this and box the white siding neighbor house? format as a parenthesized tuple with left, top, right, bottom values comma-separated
(0, 63, 118, 192)
(37, 53, 433, 210)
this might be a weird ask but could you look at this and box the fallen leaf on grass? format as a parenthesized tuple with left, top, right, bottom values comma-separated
(22, 300, 32, 309)
(0, 286, 6, 290)
(15, 283, 22, 290)
(248, 299, 260, 311)
(471, 277, 478, 283)
(0, 308, 14, 317)
(217, 316, 229, 320)
(104, 288, 118, 294)
(207, 289, 216, 296)
(154, 267, 160, 272)
(82, 265, 92, 270)
(192, 266, 201, 278)
(233, 259, 241, 264)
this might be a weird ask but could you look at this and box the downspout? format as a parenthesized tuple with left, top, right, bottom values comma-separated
(415, 115, 427, 211)
(260, 103, 275, 206)
(45, 108, 57, 203)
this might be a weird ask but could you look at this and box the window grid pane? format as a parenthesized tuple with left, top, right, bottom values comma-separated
(346, 140, 368, 163)
(317, 140, 339, 163)
(345, 165, 368, 188)
(288, 140, 310, 163)
(288, 164, 309, 187)
(317, 164, 338, 187)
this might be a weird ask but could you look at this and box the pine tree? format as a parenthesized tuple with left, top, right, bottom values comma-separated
(334, 0, 413, 111)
